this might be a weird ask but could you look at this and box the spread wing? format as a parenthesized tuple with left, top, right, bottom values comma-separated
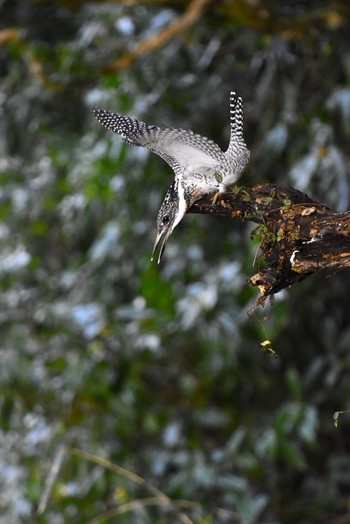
(92, 108, 224, 175)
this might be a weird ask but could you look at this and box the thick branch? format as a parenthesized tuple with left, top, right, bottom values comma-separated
(190, 184, 350, 305)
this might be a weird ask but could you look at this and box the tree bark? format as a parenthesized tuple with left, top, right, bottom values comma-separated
(189, 184, 350, 305)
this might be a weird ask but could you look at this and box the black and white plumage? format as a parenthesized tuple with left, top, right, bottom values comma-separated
(92, 92, 249, 262)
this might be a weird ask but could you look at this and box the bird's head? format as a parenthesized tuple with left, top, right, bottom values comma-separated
(151, 181, 187, 264)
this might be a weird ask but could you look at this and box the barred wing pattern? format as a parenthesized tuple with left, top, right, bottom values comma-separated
(91, 108, 224, 176)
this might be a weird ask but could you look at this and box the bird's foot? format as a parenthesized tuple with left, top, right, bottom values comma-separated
(212, 190, 223, 206)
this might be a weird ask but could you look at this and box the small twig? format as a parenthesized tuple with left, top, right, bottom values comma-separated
(70, 447, 194, 524)
(38, 446, 241, 523)
(87, 497, 199, 524)
(103, 0, 210, 72)
(70, 447, 166, 500)
(37, 444, 67, 515)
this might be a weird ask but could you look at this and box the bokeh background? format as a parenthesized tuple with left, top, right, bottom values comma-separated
(1, 1, 350, 523)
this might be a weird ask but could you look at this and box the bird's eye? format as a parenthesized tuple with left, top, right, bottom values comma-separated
(162, 215, 170, 226)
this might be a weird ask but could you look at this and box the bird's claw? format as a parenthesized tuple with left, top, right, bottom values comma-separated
(212, 191, 223, 206)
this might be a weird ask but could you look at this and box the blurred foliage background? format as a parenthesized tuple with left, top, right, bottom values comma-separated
(1, 0, 350, 523)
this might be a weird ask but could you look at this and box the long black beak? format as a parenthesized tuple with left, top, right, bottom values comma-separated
(151, 228, 172, 264)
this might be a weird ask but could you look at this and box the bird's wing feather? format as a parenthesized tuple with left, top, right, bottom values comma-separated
(91, 108, 223, 174)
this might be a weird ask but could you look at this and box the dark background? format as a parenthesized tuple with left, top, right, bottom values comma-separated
(0, 1, 350, 522)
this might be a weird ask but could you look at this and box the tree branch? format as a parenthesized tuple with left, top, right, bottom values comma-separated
(102, 0, 210, 73)
(189, 184, 350, 305)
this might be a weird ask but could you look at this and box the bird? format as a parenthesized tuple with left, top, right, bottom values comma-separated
(91, 91, 249, 263)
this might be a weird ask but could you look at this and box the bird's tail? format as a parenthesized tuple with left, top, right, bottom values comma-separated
(226, 92, 246, 155)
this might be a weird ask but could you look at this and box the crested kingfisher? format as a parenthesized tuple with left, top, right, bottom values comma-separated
(92, 92, 249, 263)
